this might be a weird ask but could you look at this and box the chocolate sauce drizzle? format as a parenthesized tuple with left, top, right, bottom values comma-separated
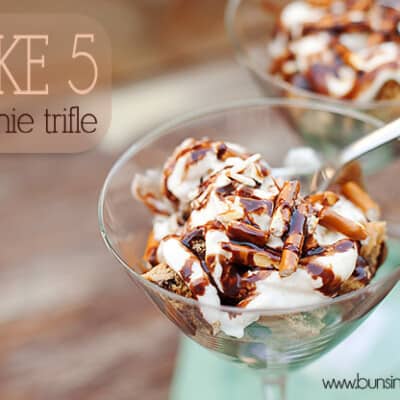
(162, 139, 247, 206)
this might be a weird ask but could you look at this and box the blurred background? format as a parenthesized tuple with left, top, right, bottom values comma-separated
(0, 1, 262, 399)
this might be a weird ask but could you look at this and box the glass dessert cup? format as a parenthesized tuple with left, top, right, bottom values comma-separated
(225, 0, 400, 124)
(98, 99, 400, 400)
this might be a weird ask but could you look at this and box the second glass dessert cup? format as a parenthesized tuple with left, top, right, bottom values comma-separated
(98, 99, 400, 400)
(225, 0, 400, 123)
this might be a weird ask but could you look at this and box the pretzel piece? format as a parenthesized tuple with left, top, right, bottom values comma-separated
(319, 207, 367, 240)
(144, 230, 159, 266)
(307, 191, 339, 206)
(279, 203, 308, 277)
(221, 242, 279, 269)
(270, 181, 300, 238)
(226, 221, 268, 247)
(307, 0, 333, 6)
(330, 161, 364, 189)
(341, 181, 380, 220)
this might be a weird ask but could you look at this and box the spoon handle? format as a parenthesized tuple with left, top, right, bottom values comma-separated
(339, 117, 400, 167)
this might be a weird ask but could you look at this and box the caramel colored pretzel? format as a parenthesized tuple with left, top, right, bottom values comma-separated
(270, 181, 300, 238)
(330, 161, 364, 190)
(307, 191, 339, 206)
(319, 207, 367, 240)
(227, 221, 268, 247)
(144, 230, 160, 267)
(279, 203, 309, 277)
(307, 0, 333, 6)
(341, 181, 380, 221)
(221, 242, 279, 269)
(351, 0, 373, 11)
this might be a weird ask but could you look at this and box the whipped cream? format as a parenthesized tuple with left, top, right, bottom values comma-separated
(134, 139, 383, 338)
(269, 0, 400, 101)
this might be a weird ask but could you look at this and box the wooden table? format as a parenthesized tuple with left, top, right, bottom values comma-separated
(0, 152, 179, 400)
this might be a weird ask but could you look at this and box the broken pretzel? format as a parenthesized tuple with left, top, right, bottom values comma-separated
(341, 181, 380, 221)
(279, 203, 309, 277)
(221, 241, 279, 269)
(319, 207, 367, 240)
(270, 181, 300, 238)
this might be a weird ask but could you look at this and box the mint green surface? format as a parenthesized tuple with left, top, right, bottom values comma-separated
(171, 252, 400, 399)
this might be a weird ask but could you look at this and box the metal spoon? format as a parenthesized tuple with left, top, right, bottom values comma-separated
(310, 117, 400, 192)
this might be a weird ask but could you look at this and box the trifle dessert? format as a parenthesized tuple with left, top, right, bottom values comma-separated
(133, 138, 386, 338)
(268, 0, 400, 102)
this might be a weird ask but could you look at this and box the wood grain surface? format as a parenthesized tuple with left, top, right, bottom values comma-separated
(0, 152, 179, 400)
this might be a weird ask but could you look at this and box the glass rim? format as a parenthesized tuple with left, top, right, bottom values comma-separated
(98, 97, 400, 316)
(225, 0, 400, 110)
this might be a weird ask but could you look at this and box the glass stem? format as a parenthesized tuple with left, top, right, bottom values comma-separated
(262, 374, 287, 400)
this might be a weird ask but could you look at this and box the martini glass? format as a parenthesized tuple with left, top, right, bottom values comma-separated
(225, 0, 400, 123)
(98, 99, 400, 400)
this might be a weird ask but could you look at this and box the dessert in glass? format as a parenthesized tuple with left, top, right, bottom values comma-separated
(225, 0, 400, 123)
(137, 137, 387, 337)
(98, 99, 400, 400)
